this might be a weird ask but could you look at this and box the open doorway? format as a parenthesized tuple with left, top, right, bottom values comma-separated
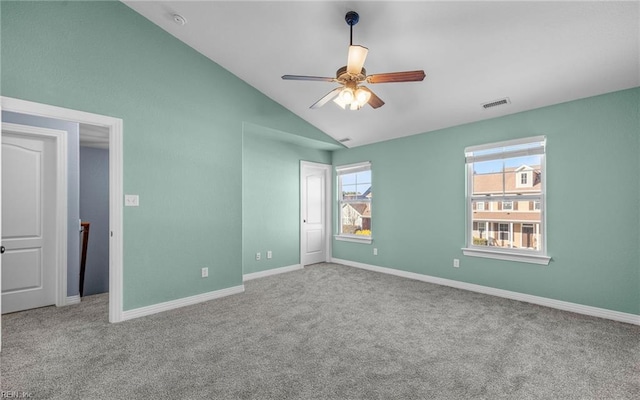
(0, 97, 123, 351)
(78, 124, 110, 298)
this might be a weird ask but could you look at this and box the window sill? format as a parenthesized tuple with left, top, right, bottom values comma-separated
(462, 247, 551, 265)
(335, 235, 373, 244)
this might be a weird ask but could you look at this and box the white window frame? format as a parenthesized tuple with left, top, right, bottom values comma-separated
(476, 201, 485, 211)
(463, 136, 550, 265)
(335, 161, 372, 244)
(502, 200, 513, 211)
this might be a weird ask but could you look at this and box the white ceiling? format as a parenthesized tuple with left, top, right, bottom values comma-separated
(123, 1, 639, 148)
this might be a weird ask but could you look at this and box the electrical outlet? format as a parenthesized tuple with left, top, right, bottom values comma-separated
(267, 250, 272, 259)
(453, 259, 460, 268)
(201, 267, 208, 278)
(373, 248, 378, 256)
(256, 252, 261, 261)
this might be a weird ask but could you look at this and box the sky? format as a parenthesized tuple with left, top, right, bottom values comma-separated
(341, 170, 371, 195)
(474, 155, 541, 175)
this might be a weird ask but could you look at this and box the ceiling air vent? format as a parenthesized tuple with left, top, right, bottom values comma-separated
(339, 138, 351, 143)
(482, 97, 511, 109)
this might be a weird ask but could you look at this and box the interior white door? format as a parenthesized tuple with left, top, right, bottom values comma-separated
(1, 131, 57, 314)
(301, 162, 330, 266)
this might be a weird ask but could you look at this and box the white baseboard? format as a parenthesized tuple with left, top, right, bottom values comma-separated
(243, 264, 303, 281)
(332, 258, 640, 326)
(121, 285, 245, 322)
(66, 295, 81, 305)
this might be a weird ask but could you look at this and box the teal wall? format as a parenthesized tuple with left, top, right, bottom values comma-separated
(333, 88, 640, 315)
(1, 1, 338, 310)
(242, 124, 333, 275)
(3, 2, 637, 317)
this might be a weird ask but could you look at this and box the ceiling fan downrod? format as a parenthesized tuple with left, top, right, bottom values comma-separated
(345, 11, 359, 46)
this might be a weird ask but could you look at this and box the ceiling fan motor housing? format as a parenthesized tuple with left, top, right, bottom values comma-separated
(336, 66, 367, 84)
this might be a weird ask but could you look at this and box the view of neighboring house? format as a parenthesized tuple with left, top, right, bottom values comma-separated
(341, 187, 372, 234)
(472, 165, 542, 250)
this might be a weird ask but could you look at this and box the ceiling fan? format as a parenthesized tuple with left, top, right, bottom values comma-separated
(282, 11, 426, 111)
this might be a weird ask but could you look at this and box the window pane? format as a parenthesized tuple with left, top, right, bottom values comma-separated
(340, 171, 372, 201)
(341, 173, 356, 186)
(354, 170, 371, 184)
(473, 155, 542, 196)
(341, 184, 358, 200)
(341, 171, 371, 185)
(338, 166, 372, 236)
(340, 202, 371, 235)
(471, 217, 542, 250)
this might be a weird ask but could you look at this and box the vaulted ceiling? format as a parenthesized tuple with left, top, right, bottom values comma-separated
(123, 1, 639, 148)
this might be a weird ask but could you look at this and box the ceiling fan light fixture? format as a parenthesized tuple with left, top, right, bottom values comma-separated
(333, 96, 348, 109)
(355, 87, 371, 106)
(339, 87, 355, 103)
(334, 87, 369, 110)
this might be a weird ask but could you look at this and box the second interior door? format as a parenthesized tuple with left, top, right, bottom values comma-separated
(300, 162, 330, 266)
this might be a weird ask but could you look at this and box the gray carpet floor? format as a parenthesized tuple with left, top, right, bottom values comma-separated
(1, 263, 639, 399)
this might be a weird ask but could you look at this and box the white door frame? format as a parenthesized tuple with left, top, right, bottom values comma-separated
(2, 123, 68, 311)
(1, 96, 124, 324)
(300, 161, 332, 266)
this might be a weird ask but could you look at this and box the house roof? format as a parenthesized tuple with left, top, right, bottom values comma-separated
(473, 165, 541, 195)
(345, 203, 371, 218)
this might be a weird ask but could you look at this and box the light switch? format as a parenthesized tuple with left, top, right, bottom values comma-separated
(125, 194, 139, 207)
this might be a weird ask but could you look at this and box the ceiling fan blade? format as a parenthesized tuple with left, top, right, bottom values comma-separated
(310, 87, 343, 109)
(361, 86, 385, 109)
(367, 70, 426, 84)
(347, 45, 369, 74)
(282, 75, 336, 82)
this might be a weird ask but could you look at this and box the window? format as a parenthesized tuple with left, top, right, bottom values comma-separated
(498, 223, 510, 242)
(476, 201, 485, 211)
(336, 162, 372, 243)
(463, 136, 549, 265)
